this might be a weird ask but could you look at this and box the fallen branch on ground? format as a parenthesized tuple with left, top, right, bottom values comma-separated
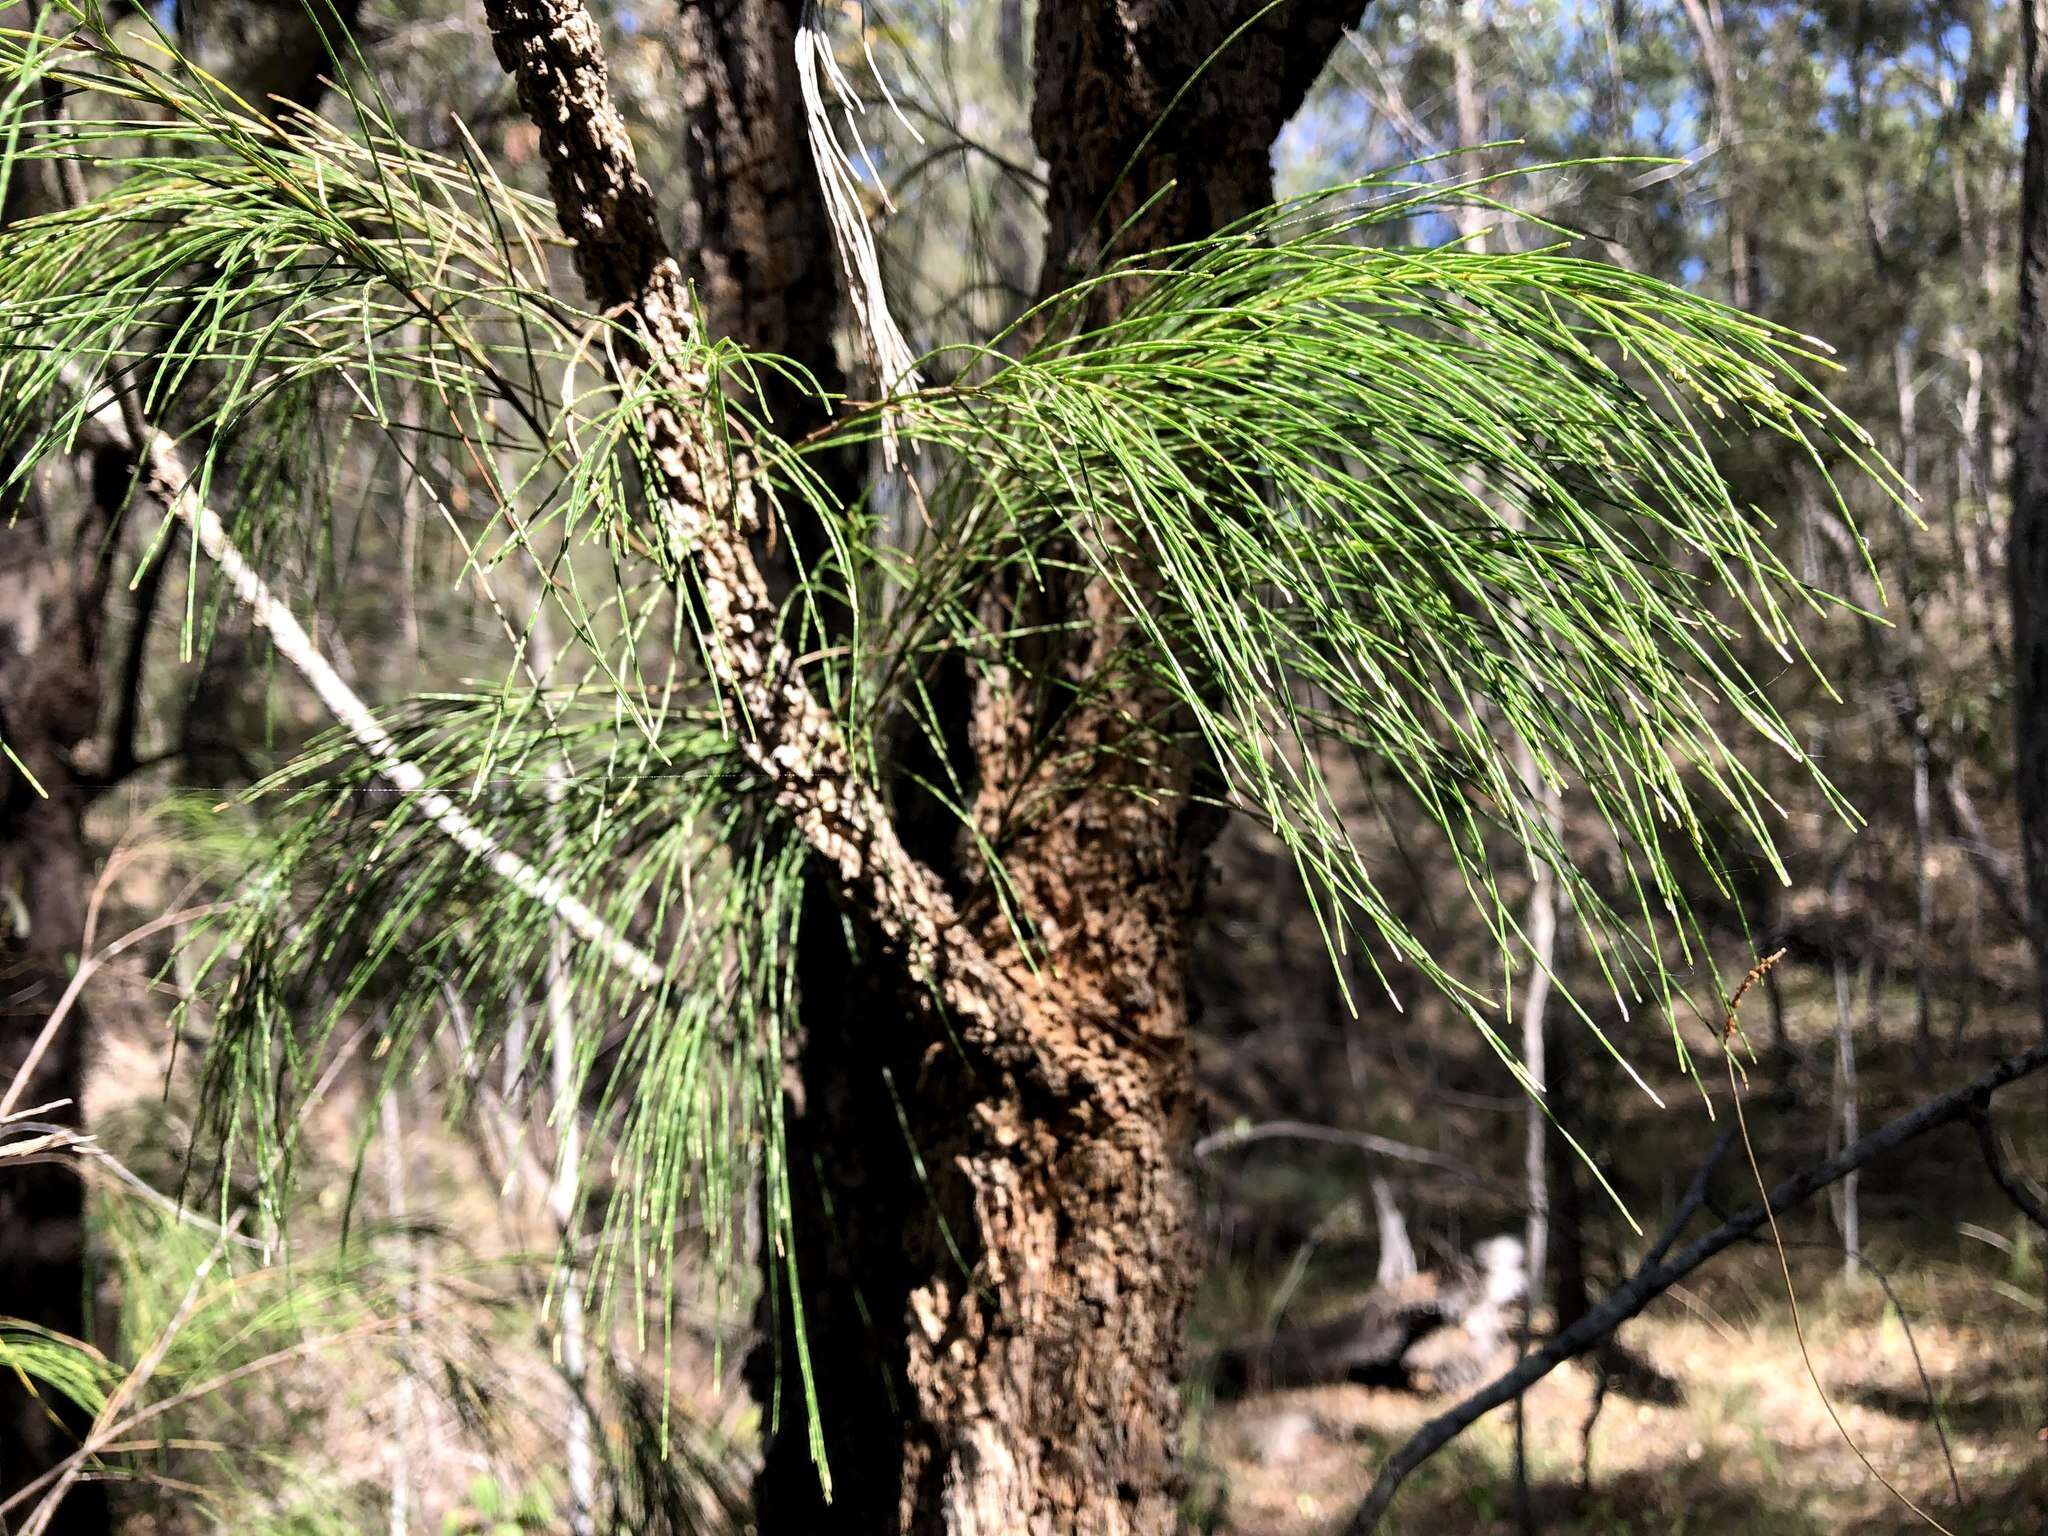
(1193, 1119, 1479, 1179)
(1206, 1234, 1527, 1399)
(1344, 1035, 2048, 1535)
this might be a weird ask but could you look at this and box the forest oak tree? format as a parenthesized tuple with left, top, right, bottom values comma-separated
(0, 2, 1899, 1532)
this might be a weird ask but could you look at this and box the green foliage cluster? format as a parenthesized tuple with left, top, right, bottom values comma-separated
(0, 6, 1922, 1515)
(0, 0, 1899, 1292)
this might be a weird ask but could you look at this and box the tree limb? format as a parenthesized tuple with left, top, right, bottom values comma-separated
(479, 0, 1028, 1059)
(1344, 1036, 2048, 1534)
(66, 393, 666, 990)
(1968, 1103, 2048, 1234)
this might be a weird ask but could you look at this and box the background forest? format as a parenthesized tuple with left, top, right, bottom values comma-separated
(0, 1, 2044, 1533)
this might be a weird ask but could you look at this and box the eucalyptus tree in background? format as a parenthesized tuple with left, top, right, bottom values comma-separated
(0, 2, 1897, 1532)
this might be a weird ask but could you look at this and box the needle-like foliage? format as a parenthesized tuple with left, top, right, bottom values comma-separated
(835, 186, 1902, 1099)
(0, 2, 1898, 1450)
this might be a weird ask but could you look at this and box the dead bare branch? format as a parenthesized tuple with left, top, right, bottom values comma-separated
(1345, 1036, 2048, 1534)
(1968, 1103, 2048, 1234)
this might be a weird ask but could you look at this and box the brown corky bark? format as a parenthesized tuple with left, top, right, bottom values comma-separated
(482, 4, 1366, 1530)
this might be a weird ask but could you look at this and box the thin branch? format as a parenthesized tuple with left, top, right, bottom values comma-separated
(1344, 1036, 2048, 1534)
(0, 1117, 262, 1250)
(66, 395, 665, 991)
(1968, 1103, 2048, 1233)
(0, 903, 225, 1121)
(1193, 1119, 1478, 1180)
(1644, 1126, 1741, 1271)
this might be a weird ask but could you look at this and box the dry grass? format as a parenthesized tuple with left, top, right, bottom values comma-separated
(1196, 1284, 2045, 1534)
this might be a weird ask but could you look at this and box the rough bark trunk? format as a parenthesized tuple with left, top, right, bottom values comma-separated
(481, 1, 1363, 1527)
(829, 7, 1363, 1529)
(656, 7, 918, 1529)
(674, 0, 847, 438)
(0, 468, 113, 1536)
(1032, 0, 1362, 324)
(760, 869, 1205, 1535)
(754, 4, 1368, 1532)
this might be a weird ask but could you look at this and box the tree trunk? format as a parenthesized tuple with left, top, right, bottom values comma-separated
(2015, 0, 2048, 1025)
(1542, 1038, 1591, 1338)
(0, 468, 113, 1536)
(748, 3, 1370, 1531)
(762, 871, 1205, 1535)
(1827, 864, 1862, 1276)
(0, 16, 113, 1517)
(1676, 0, 1756, 310)
(674, 0, 848, 442)
(2011, 0, 2048, 1445)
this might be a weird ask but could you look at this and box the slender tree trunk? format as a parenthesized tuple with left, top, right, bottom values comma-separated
(1677, 0, 1756, 310)
(1891, 336, 1940, 1061)
(2015, 0, 2048, 1026)
(1543, 1038, 1591, 1338)
(379, 1088, 415, 1536)
(527, 611, 595, 1536)
(1513, 805, 1557, 1536)
(543, 912, 595, 1536)
(0, 476, 113, 1536)
(1519, 837, 1558, 1305)
(1827, 866, 1862, 1276)
(0, 14, 112, 1520)
(0, 11, 356, 1527)
(1910, 681, 1936, 1059)
(2010, 0, 2048, 1443)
